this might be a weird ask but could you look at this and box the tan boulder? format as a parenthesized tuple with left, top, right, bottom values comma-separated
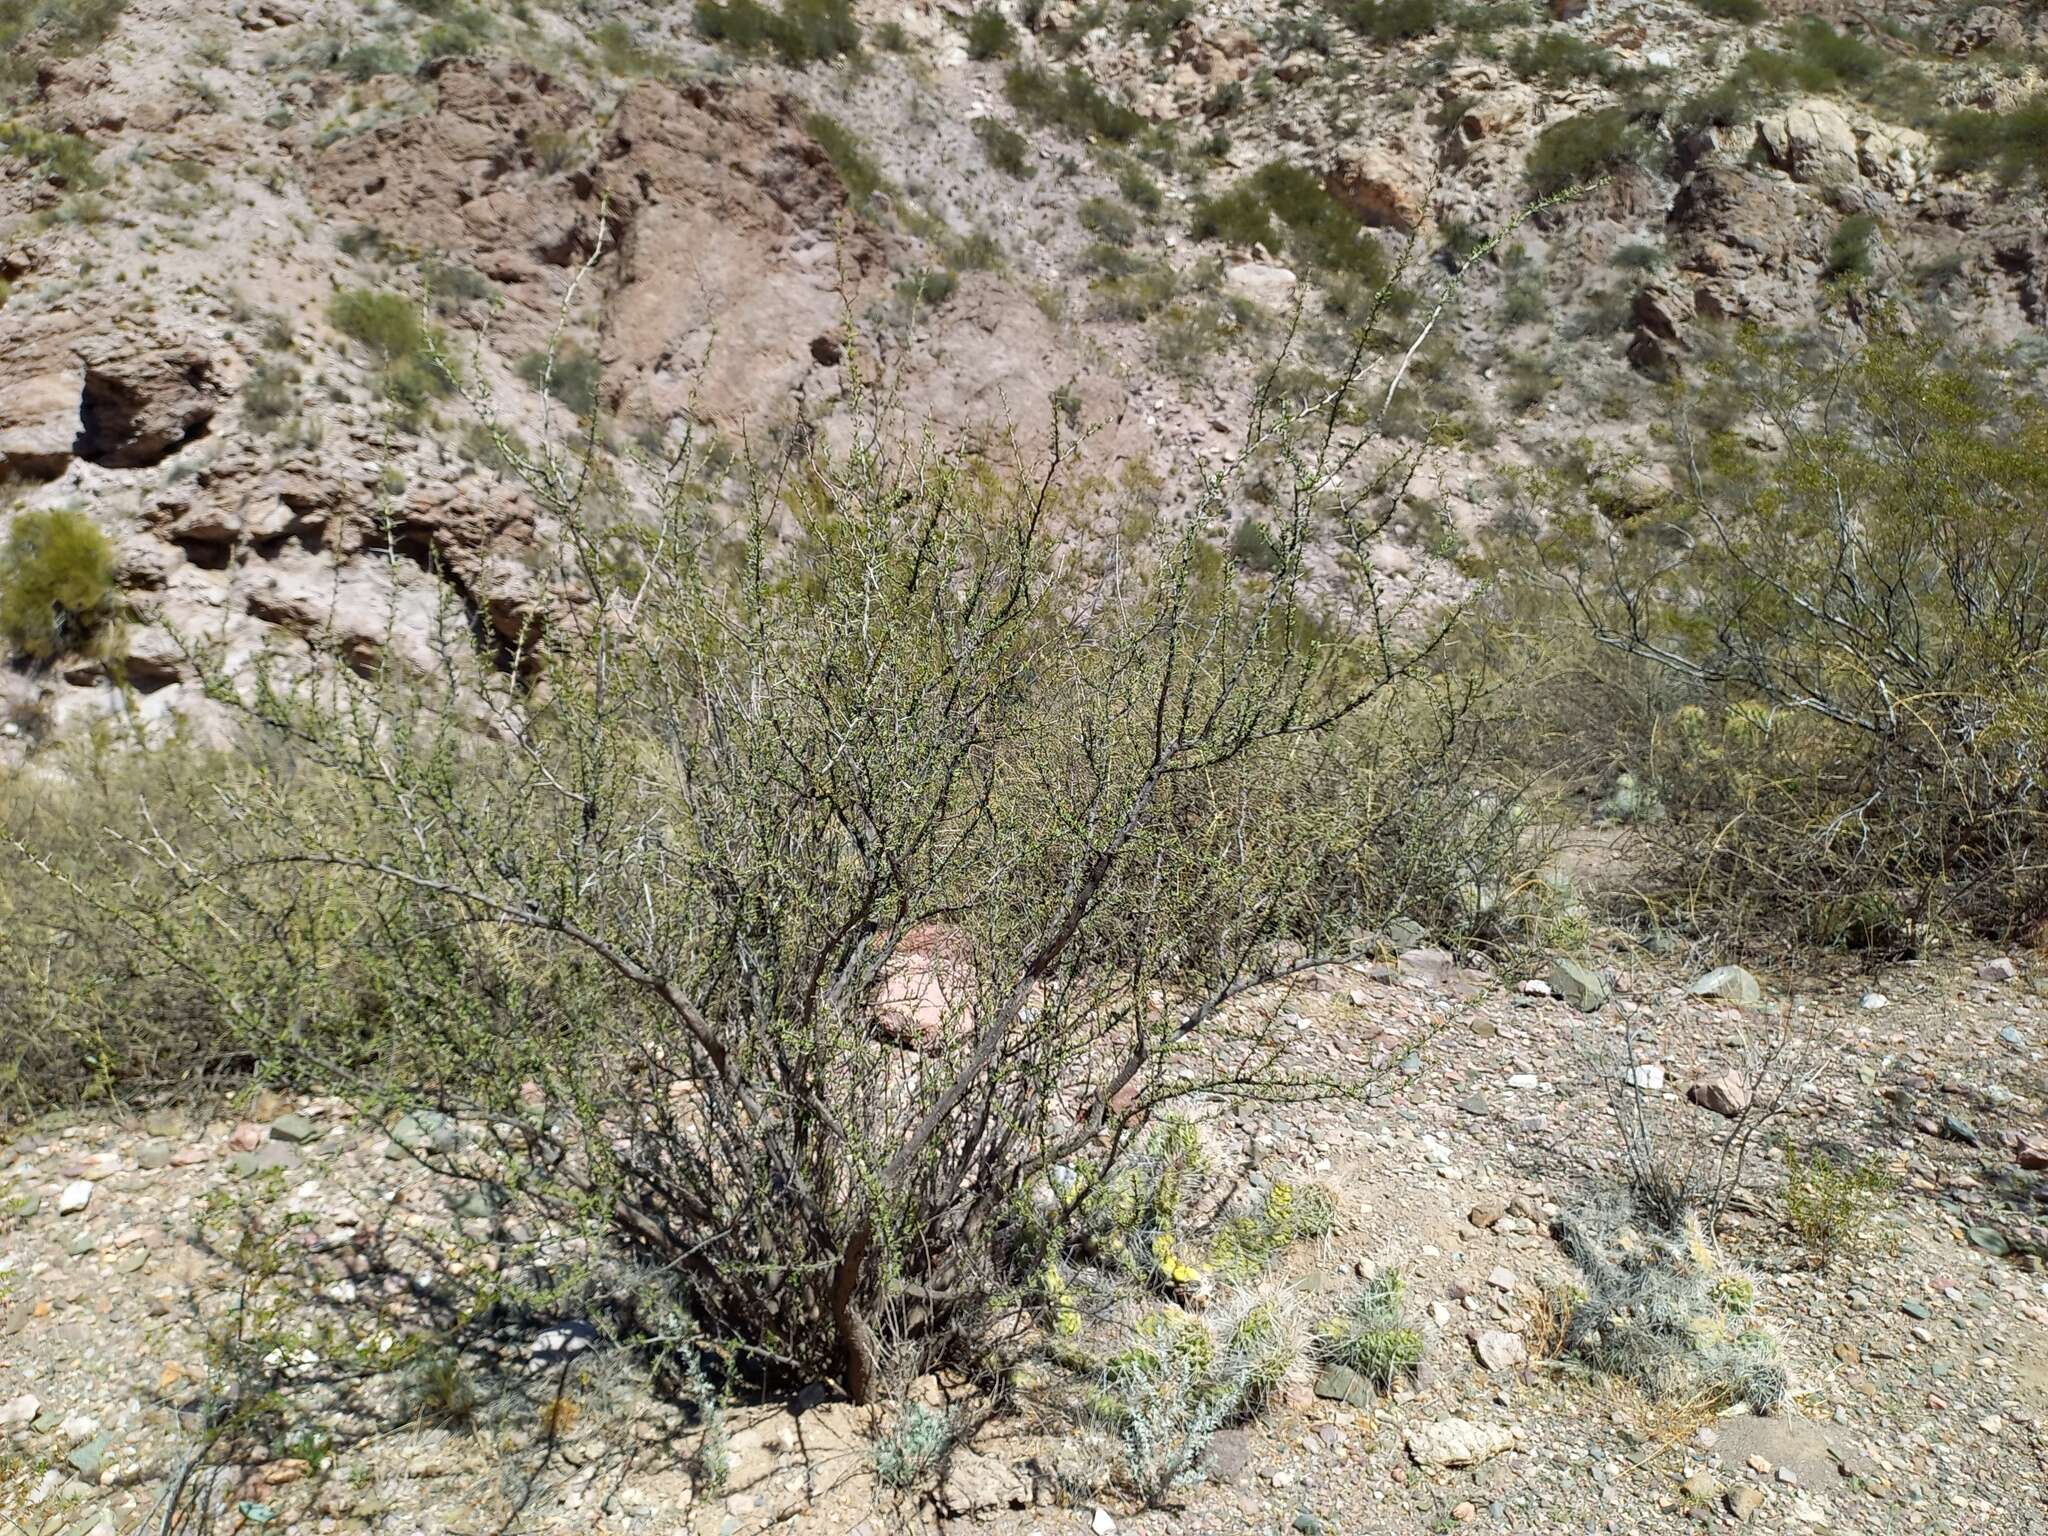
(0, 367, 82, 478)
(1326, 144, 1431, 234)
(1756, 98, 1860, 187)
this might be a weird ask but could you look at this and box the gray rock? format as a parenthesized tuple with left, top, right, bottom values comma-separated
(1625, 1063, 1665, 1093)
(268, 1112, 323, 1145)
(67, 1431, 111, 1479)
(1457, 1092, 1489, 1116)
(1473, 1330, 1527, 1371)
(1976, 957, 2017, 983)
(1964, 1225, 2010, 1258)
(136, 1141, 172, 1170)
(1386, 917, 1427, 949)
(1207, 1426, 1253, 1484)
(1689, 965, 1763, 1005)
(1998, 1026, 2025, 1049)
(390, 1110, 459, 1154)
(1546, 958, 1606, 1012)
(229, 1142, 302, 1177)
(939, 1449, 1029, 1515)
(1313, 1364, 1378, 1409)
(1726, 1485, 1765, 1521)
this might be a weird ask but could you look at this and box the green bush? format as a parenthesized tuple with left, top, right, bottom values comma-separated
(1190, 161, 1388, 285)
(0, 120, 101, 186)
(1339, 0, 1442, 42)
(973, 115, 1034, 178)
(1524, 106, 1658, 196)
(1315, 1269, 1423, 1390)
(338, 41, 411, 80)
(1691, 0, 1764, 19)
(328, 287, 456, 408)
(1824, 211, 1879, 281)
(0, 0, 128, 63)
(696, 0, 859, 67)
(1078, 194, 1139, 245)
(965, 4, 1014, 59)
(516, 345, 603, 416)
(805, 111, 887, 210)
(0, 507, 119, 662)
(1529, 327, 2048, 943)
(1783, 1147, 1895, 1270)
(1938, 93, 2048, 187)
(1509, 32, 1630, 88)
(1004, 63, 1143, 142)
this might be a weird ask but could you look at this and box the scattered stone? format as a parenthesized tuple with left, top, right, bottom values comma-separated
(390, 1110, 459, 1154)
(1468, 1199, 1505, 1229)
(0, 1394, 38, 1427)
(1939, 1114, 1981, 1146)
(1998, 1025, 2025, 1049)
(268, 1112, 323, 1145)
(1546, 958, 1606, 1012)
(939, 1449, 1029, 1515)
(1457, 1092, 1489, 1117)
(1625, 1063, 1665, 1093)
(67, 1431, 112, 1480)
(1473, 1330, 1527, 1371)
(1725, 1486, 1765, 1522)
(136, 1141, 173, 1171)
(1516, 979, 1551, 997)
(1687, 1071, 1752, 1118)
(1859, 992, 1887, 1010)
(1689, 965, 1762, 1005)
(230, 1142, 303, 1177)
(1976, 957, 2017, 983)
(1964, 1225, 2010, 1258)
(1900, 1298, 1931, 1320)
(1404, 1417, 1516, 1468)
(1314, 1365, 1377, 1410)
(57, 1180, 93, 1215)
(1486, 1265, 1516, 1292)
(1506, 1073, 1539, 1090)
(1680, 1471, 1723, 1505)
(1092, 1505, 1118, 1536)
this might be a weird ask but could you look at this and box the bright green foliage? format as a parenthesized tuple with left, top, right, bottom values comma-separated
(696, 0, 859, 67)
(1524, 107, 1658, 196)
(0, 508, 119, 662)
(517, 346, 603, 417)
(1191, 161, 1389, 285)
(973, 115, 1034, 178)
(805, 111, 887, 210)
(328, 288, 456, 410)
(1315, 1268, 1423, 1389)
(1004, 64, 1144, 142)
(0, 121, 100, 185)
(1783, 1147, 1895, 1270)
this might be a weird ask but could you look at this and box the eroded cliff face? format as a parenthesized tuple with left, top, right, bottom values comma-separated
(1, 0, 2043, 752)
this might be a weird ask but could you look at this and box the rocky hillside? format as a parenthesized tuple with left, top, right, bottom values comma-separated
(1, 0, 2045, 744)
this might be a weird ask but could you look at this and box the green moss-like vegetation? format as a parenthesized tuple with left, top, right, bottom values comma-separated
(516, 346, 603, 417)
(965, 4, 1014, 59)
(696, 0, 859, 67)
(328, 288, 456, 411)
(805, 111, 888, 211)
(1003, 64, 1144, 143)
(1190, 161, 1389, 286)
(1938, 93, 2048, 187)
(1524, 107, 1658, 196)
(1335, 0, 1442, 42)
(0, 508, 120, 662)
(0, 121, 101, 186)
(972, 116, 1034, 178)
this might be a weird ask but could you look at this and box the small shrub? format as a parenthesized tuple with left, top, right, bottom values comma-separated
(1509, 32, 1629, 88)
(410, 1350, 479, 1428)
(1078, 195, 1138, 246)
(872, 1403, 950, 1489)
(0, 121, 101, 186)
(1230, 518, 1281, 573)
(243, 359, 302, 433)
(1314, 1269, 1423, 1390)
(1782, 1147, 1895, 1270)
(1825, 212, 1879, 281)
(696, 0, 860, 67)
(1938, 93, 2048, 188)
(1116, 162, 1163, 213)
(1611, 240, 1664, 272)
(516, 346, 603, 417)
(0, 508, 120, 662)
(965, 4, 1013, 60)
(593, 18, 663, 75)
(805, 111, 887, 210)
(338, 41, 411, 80)
(327, 287, 456, 407)
(973, 115, 1034, 178)
(1502, 273, 1545, 326)
(1553, 1204, 1786, 1413)
(1339, 0, 1442, 42)
(1190, 161, 1388, 285)
(1004, 63, 1143, 142)
(1692, 0, 1764, 18)
(1524, 107, 1658, 196)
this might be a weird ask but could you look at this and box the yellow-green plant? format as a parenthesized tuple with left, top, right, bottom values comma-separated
(0, 507, 119, 661)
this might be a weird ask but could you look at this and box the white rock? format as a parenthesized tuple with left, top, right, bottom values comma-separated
(1625, 1063, 1665, 1093)
(57, 1180, 93, 1216)
(1093, 1506, 1118, 1536)
(1860, 992, 1888, 1010)
(1487, 1265, 1517, 1292)
(1473, 1330, 1527, 1371)
(0, 1393, 38, 1426)
(1405, 1416, 1518, 1468)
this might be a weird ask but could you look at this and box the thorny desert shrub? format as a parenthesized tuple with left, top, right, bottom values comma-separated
(1528, 325, 2048, 945)
(1190, 161, 1391, 286)
(24, 236, 1541, 1406)
(1524, 107, 1659, 197)
(696, 0, 860, 67)
(328, 287, 456, 409)
(1004, 63, 1144, 142)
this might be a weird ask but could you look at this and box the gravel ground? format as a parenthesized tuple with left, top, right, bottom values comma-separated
(4, 944, 2045, 1536)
